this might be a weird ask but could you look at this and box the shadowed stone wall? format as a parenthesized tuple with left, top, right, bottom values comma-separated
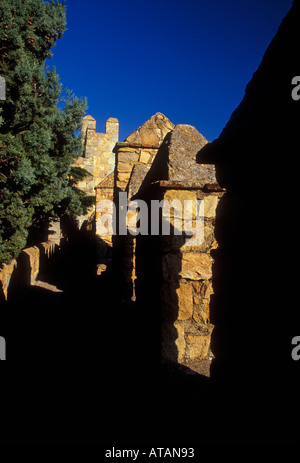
(74, 115, 119, 228)
(113, 113, 175, 301)
(75, 113, 222, 368)
(133, 123, 224, 367)
(0, 240, 58, 301)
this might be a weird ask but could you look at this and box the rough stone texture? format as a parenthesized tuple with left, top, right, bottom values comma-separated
(162, 281, 193, 321)
(161, 221, 215, 253)
(0, 260, 17, 300)
(73, 115, 119, 227)
(180, 252, 213, 280)
(173, 321, 186, 362)
(167, 124, 216, 187)
(162, 252, 213, 281)
(128, 164, 150, 199)
(177, 283, 194, 320)
(204, 195, 219, 218)
(141, 123, 223, 365)
(22, 246, 40, 285)
(114, 114, 174, 196)
(95, 172, 115, 250)
(161, 321, 186, 363)
(187, 335, 211, 360)
(163, 189, 198, 217)
(113, 113, 175, 303)
(0, 240, 59, 301)
(125, 112, 174, 147)
(77, 114, 222, 366)
(118, 151, 139, 163)
(160, 185, 217, 363)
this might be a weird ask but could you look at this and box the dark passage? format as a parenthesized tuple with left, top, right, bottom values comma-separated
(3, 0, 300, 446)
(1, 227, 212, 445)
(197, 0, 300, 443)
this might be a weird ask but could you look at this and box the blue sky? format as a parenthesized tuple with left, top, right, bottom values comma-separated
(49, 0, 293, 142)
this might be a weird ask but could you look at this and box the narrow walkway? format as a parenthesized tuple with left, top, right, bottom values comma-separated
(3, 230, 212, 425)
(33, 279, 63, 292)
(1, 232, 220, 443)
(4, 230, 213, 379)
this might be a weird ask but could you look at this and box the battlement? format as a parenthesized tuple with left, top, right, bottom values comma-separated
(105, 117, 119, 140)
(74, 115, 119, 200)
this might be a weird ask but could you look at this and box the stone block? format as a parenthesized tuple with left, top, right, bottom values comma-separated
(164, 189, 197, 206)
(177, 282, 193, 320)
(0, 260, 17, 300)
(139, 151, 152, 164)
(187, 335, 211, 360)
(181, 252, 213, 280)
(118, 162, 133, 172)
(200, 298, 211, 323)
(140, 128, 160, 146)
(163, 189, 199, 221)
(105, 117, 119, 139)
(158, 124, 216, 187)
(174, 321, 186, 362)
(125, 113, 174, 146)
(22, 246, 40, 284)
(118, 151, 139, 163)
(161, 221, 214, 253)
(117, 171, 131, 182)
(128, 164, 150, 199)
(162, 281, 193, 321)
(192, 281, 201, 292)
(161, 321, 186, 363)
(162, 252, 212, 281)
(204, 195, 219, 218)
(193, 312, 200, 323)
(116, 180, 128, 191)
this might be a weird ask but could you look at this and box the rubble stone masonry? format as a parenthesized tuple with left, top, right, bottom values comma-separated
(132, 123, 225, 366)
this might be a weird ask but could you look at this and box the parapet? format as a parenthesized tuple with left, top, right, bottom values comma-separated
(82, 115, 96, 136)
(81, 115, 119, 140)
(105, 117, 119, 141)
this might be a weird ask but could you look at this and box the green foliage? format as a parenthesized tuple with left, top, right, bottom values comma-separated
(0, 0, 89, 264)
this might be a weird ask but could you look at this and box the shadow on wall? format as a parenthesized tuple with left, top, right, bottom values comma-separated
(7, 251, 32, 297)
(2, 222, 120, 362)
(132, 154, 181, 368)
(0, 280, 4, 301)
(196, 0, 300, 441)
(1, 197, 214, 443)
(4, 2, 300, 443)
(133, 185, 205, 369)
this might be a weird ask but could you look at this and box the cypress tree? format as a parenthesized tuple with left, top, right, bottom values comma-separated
(0, 0, 90, 264)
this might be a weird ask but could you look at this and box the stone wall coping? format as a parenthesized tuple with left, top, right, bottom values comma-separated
(114, 141, 161, 150)
(0, 238, 59, 301)
(153, 180, 225, 192)
(95, 184, 114, 190)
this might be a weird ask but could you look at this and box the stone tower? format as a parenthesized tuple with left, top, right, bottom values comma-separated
(74, 115, 119, 227)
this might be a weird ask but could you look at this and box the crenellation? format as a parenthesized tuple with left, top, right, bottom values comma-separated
(75, 112, 222, 370)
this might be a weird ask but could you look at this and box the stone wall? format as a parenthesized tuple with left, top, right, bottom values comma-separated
(113, 113, 175, 300)
(76, 115, 119, 195)
(0, 240, 58, 301)
(114, 112, 174, 193)
(77, 113, 223, 368)
(195, 1, 300, 405)
(0, 259, 17, 301)
(133, 124, 224, 367)
(74, 115, 119, 228)
(159, 183, 224, 364)
(95, 172, 115, 247)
